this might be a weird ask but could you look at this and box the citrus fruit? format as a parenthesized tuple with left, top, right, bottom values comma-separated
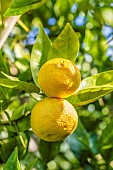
(38, 58, 81, 98)
(31, 97, 78, 142)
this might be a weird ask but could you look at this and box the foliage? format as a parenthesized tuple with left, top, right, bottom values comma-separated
(0, 0, 113, 170)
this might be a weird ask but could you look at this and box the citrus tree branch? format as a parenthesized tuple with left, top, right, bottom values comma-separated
(0, 16, 20, 49)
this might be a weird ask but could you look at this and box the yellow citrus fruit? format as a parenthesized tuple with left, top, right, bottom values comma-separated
(38, 58, 81, 98)
(31, 97, 78, 142)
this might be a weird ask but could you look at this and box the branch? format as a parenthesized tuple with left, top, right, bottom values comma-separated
(0, 16, 20, 49)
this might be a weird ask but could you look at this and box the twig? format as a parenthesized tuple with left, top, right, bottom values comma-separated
(0, 16, 20, 49)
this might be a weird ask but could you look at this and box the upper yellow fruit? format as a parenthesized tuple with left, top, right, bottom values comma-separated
(31, 97, 78, 142)
(38, 58, 81, 98)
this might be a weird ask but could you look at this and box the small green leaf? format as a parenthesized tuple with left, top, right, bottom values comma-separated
(39, 140, 61, 165)
(30, 21, 51, 86)
(11, 103, 26, 121)
(1, 132, 28, 162)
(100, 118, 113, 146)
(5, 125, 16, 133)
(48, 23, 79, 62)
(24, 158, 38, 170)
(3, 147, 20, 170)
(0, 86, 8, 110)
(67, 70, 113, 106)
(17, 115, 31, 131)
(100, 119, 113, 161)
(0, 52, 9, 78)
(4, 0, 47, 16)
(0, 78, 40, 93)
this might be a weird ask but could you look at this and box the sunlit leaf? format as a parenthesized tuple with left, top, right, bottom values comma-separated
(30, 21, 51, 86)
(67, 70, 113, 106)
(48, 23, 79, 62)
(0, 78, 40, 93)
(4, 0, 47, 16)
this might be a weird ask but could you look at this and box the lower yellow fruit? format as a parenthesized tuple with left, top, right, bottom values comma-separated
(38, 58, 81, 98)
(31, 97, 78, 142)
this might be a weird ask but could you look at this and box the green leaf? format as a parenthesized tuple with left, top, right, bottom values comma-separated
(101, 7, 113, 27)
(67, 70, 113, 106)
(1, 132, 28, 162)
(24, 158, 38, 170)
(30, 21, 51, 86)
(39, 140, 61, 165)
(4, 0, 47, 16)
(0, 78, 40, 93)
(100, 118, 113, 146)
(11, 103, 26, 121)
(3, 147, 20, 170)
(17, 115, 31, 131)
(0, 86, 8, 110)
(48, 23, 79, 62)
(100, 119, 113, 161)
(0, 52, 9, 78)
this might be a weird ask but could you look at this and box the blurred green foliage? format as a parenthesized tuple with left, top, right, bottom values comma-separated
(0, 0, 113, 169)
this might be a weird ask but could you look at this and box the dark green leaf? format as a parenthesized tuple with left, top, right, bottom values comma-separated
(48, 23, 79, 62)
(17, 115, 31, 131)
(1, 132, 28, 162)
(0, 86, 8, 110)
(0, 52, 9, 77)
(11, 103, 26, 121)
(24, 158, 38, 170)
(39, 140, 61, 164)
(67, 70, 113, 106)
(4, 0, 47, 16)
(30, 21, 51, 86)
(3, 147, 20, 170)
(5, 125, 16, 133)
(0, 78, 40, 93)
(100, 118, 113, 146)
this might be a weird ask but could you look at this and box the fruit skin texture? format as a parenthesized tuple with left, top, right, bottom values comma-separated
(38, 58, 81, 98)
(31, 97, 78, 142)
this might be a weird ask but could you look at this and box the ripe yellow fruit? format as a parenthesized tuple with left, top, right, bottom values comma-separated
(38, 58, 81, 98)
(31, 97, 78, 142)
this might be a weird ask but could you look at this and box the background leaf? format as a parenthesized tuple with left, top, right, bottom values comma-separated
(3, 147, 20, 170)
(0, 78, 40, 93)
(67, 70, 113, 106)
(11, 103, 26, 121)
(48, 23, 79, 62)
(1, 132, 28, 162)
(0, 86, 8, 110)
(30, 21, 51, 86)
(4, 0, 47, 16)
(24, 158, 38, 170)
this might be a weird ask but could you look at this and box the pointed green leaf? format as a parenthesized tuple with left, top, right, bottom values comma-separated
(0, 78, 40, 93)
(39, 140, 61, 164)
(1, 133, 28, 162)
(11, 103, 26, 121)
(3, 147, 20, 170)
(48, 23, 79, 62)
(30, 22, 51, 86)
(67, 70, 113, 106)
(17, 115, 31, 131)
(4, 0, 47, 16)
(100, 118, 113, 146)
(0, 86, 8, 110)
(24, 158, 38, 170)
(0, 52, 9, 78)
